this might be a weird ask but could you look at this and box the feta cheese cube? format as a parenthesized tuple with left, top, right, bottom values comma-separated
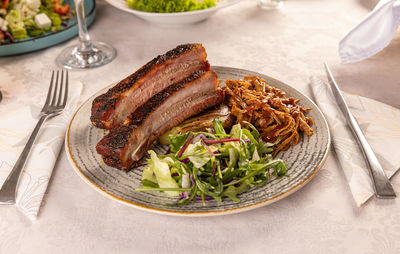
(35, 13, 52, 29)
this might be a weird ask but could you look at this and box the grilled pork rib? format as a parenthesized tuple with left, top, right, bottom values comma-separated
(91, 43, 210, 130)
(96, 70, 223, 171)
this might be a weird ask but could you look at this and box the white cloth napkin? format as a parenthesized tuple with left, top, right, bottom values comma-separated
(0, 81, 82, 220)
(310, 77, 400, 206)
(339, 0, 400, 63)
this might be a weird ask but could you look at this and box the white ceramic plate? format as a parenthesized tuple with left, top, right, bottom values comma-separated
(104, 0, 241, 25)
(65, 66, 331, 216)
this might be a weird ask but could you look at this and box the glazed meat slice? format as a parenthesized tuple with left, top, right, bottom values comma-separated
(96, 70, 223, 171)
(91, 43, 210, 129)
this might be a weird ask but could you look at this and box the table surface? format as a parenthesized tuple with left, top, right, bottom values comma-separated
(1, 0, 400, 253)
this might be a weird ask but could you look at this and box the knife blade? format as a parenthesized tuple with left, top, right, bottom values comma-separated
(324, 62, 396, 198)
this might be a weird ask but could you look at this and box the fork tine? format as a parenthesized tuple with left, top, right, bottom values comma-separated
(57, 71, 64, 106)
(62, 71, 68, 108)
(51, 70, 59, 106)
(44, 71, 55, 106)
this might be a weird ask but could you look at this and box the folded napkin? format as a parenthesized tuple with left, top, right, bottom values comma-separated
(0, 81, 82, 220)
(339, 0, 400, 63)
(310, 77, 400, 206)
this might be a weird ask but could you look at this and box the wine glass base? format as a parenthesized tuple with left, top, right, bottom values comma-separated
(57, 42, 116, 69)
(258, 0, 284, 10)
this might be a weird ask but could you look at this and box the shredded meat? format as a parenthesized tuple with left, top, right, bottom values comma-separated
(223, 76, 314, 156)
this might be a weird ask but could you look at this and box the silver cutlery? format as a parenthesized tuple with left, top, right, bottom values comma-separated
(0, 70, 69, 205)
(324, 62, 396, 198)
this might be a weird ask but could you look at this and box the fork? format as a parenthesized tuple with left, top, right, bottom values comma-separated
(0, 70, 68, 205)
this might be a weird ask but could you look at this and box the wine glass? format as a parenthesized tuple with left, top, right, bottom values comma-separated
(57, 0, 116, 69)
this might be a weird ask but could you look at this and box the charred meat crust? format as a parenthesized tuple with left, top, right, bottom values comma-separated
(96, 70, 222, 171)
(96, 70, 216, 155)
(97, 126, 132, 153)
(126, 70, 213, 127)
(90, 43, 209, 129)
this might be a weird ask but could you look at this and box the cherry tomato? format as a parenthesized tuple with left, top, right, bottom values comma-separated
(1, 0, 10, 9)
(54, 3, 70, 15)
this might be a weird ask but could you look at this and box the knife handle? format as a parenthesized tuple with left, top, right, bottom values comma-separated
(348, 112, 396, 198)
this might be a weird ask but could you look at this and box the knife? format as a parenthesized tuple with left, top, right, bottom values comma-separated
(324, 62, 396, 198)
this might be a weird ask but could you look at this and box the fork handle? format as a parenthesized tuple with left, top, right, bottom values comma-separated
(0, 115, 49, 204)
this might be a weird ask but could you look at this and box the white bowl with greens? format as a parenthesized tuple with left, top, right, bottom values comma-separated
(104, 0, 241, 26)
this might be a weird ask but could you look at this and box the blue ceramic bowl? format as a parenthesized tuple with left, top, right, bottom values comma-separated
(0, 0, 96, 56)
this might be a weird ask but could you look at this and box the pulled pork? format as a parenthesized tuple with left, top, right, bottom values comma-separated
(223, 76, 314, 156)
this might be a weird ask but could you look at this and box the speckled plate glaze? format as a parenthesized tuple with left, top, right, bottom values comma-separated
(65, 66, 331, 216)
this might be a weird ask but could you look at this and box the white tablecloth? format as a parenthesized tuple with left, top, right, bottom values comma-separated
(1, 0, 400, 253)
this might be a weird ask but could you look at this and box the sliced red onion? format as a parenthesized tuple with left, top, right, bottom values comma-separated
(242, 139, 251, 143)
(211, 160, 217, 177)
(180, 158, 190, 163)
(201, 140, 214, 156)
(0, 29, 14, 43)
(203, 138, 241, 144)
(190, 174, 195, 186)
(165, 148, 171, 155)
(192, 134, 207, 144)
(177, 133, 194, 157)
(181, 192, 188, 199)
(210, 126, 215, 134)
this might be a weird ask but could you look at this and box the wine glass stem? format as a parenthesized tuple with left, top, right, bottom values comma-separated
(75, 0, 92, 52)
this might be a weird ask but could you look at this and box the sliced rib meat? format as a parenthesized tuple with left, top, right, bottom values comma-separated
(91, 43, 210, 130)
(96, 70, 223, 171)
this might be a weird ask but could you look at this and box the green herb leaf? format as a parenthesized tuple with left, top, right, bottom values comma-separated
(126, 0, 216, 13)
(212, 119, 226, 135)
(141, 179, 159, 188)
(169, 132, 190, 153)
(221, 183, 250, 202)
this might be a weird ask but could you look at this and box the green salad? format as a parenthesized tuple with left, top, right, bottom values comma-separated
(126, 0, 216, 13)
(0, 0, 72, 44)
(136, 120, 288, 206)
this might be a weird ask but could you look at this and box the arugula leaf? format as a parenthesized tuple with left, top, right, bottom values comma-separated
(169, 132, 190, 153)
(221, 183, 250, 202)
(193, 167, 223, 198)
(138, 121, 288, 206)
(242, 128, 258, 146)
(242, 121, 260, 140)
(177, 185, 198, 206)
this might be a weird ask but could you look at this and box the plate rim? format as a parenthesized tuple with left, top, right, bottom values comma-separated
(65, 65, 331, 216)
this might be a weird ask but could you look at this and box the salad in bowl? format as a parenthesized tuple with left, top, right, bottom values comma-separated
(0, 0, 73, 44)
